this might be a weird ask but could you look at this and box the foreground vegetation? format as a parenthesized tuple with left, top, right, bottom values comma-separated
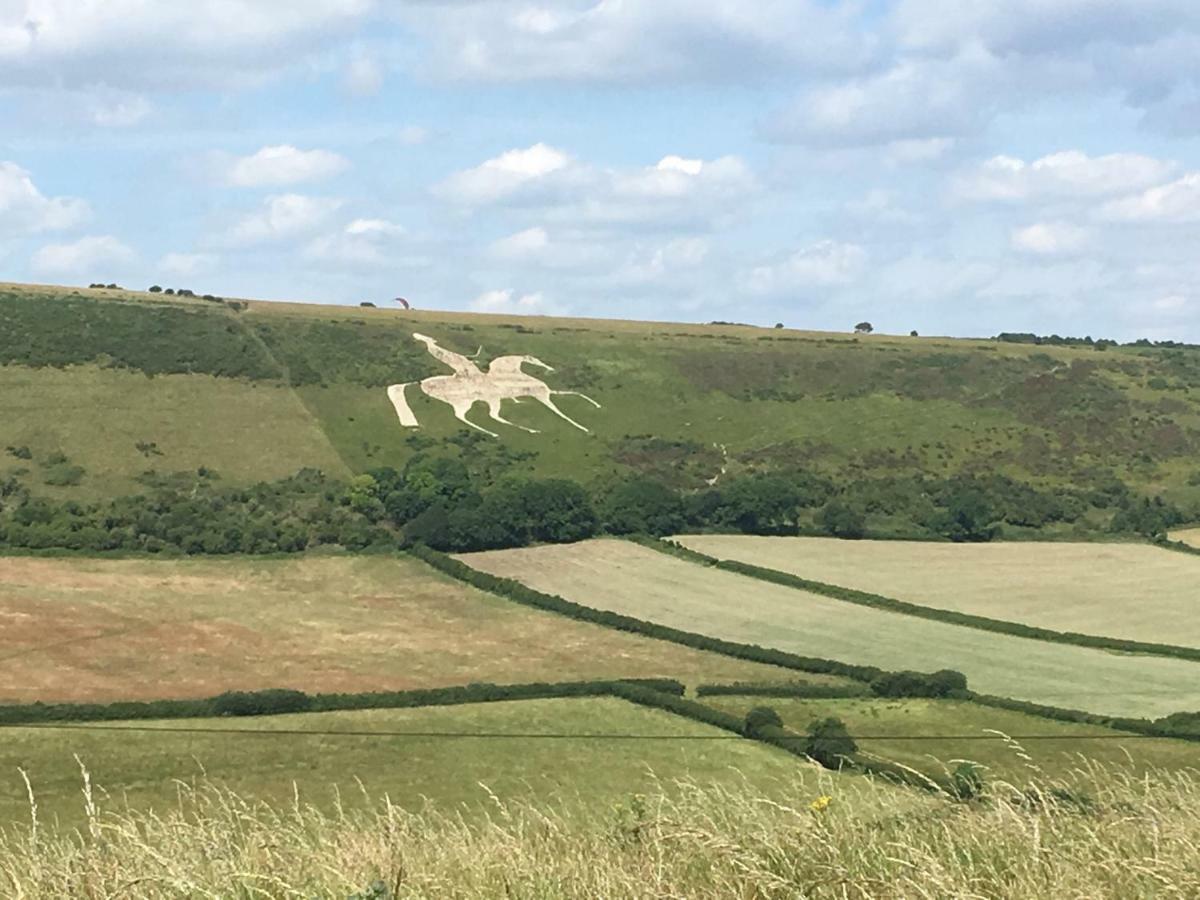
(5, 763, 1200, 897)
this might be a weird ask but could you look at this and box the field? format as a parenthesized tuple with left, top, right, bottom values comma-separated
(459, 539, 1200, 718)
(5, 283, 1200, 505)
(1172, 526, 1200, 548)
(675, 535, 1200, 648)
(0, 553, 798, 705)
(0, 364, 349, 499)
(0, 698, 824, 828)
(705, 695, 1200, 785)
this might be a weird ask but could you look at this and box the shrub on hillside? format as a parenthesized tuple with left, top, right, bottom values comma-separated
(870, 669, 968, 699)
(804, 717, 857, 769)
(742, 705, 783, 737)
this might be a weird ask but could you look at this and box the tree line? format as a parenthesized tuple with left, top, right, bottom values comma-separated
(0, 451, 1189, 556)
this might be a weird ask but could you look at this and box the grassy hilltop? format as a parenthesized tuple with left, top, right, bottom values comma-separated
(3, 281, 1200, 515)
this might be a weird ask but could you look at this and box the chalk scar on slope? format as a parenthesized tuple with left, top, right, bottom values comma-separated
(385, 332, 601, 437)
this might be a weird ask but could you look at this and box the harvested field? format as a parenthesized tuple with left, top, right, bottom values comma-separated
(0, 554, 798, 705)
(674, 535, 1200, 648)
(459, 539, 1200, 718)
(1171, 527, 1200, 549)
(0, 697, 828, 827)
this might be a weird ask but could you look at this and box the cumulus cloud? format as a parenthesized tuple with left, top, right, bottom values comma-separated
(159, 252, 217, 276)
(342, 51, 384, 95)
(438, 144, 758, 230)
(747, 240, 866, 294)
(762, 51, 998, 146)
(0, 161, 89, 235)
(31, 234, 134, 274)
(88, 92, 151, 127)
(489, 226, 549, 259)
(225, 145, 349, 187)
(1011, 222, 1090, 255)
(435, 143, 572, 205)
(1100, 173, 1200, 223)
(306, 217, 409, 265)
(469, 288, 558, 315)
(225, 194, 342, 244)
(402, 0, 874, 84)
(952, 151, 1176, 202)
(0, 0, 377, 90)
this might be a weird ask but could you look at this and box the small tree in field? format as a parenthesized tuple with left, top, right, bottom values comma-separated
(804, 717, 857, 769)
(743, 705, 783, 737)
(854, 321, 873, 334)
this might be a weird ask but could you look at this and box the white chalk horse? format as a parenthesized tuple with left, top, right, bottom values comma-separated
(387, 333, 601, 438)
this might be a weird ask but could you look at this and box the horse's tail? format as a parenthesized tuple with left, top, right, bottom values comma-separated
(387, 383, 420, 427)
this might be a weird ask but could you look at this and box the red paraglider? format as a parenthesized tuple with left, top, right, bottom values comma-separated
(394, 297, 411, 310)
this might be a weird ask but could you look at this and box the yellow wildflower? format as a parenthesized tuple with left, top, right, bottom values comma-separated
(809, 795, 832, 813)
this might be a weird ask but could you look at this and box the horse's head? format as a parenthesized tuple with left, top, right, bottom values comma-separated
(521, 355, 554, 373)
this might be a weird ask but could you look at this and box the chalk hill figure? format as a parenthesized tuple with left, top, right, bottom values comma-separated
(387, 333, 601, 438)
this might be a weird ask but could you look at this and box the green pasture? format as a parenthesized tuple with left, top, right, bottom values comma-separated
(0, 698, 827, 829)
(706, 695, 1200, 786)
(675, 535, 1200, 649)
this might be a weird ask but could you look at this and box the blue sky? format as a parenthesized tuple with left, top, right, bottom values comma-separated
(3, 1, 1200, 341)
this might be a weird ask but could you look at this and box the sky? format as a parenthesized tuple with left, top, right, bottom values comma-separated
(2, 1, 1200, 341)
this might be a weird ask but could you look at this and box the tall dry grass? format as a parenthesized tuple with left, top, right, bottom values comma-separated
(3, 760, 1200, 898)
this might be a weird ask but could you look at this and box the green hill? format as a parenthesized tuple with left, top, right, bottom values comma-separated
(2, 281, 1198, 547)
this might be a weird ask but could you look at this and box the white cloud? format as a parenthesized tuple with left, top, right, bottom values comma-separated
(435, 143, 572, 204)
(763, 52, 997, 146)
(437, 145, 757, 229)
(1011, 222, 1090, 255)
(952, 151, 1176, 202)
(396, 125, 429, 145)
(226, 194, 342, 244)
(747, 240, 866, 294)
(342, 52, 384, 95)
(489, 226, 549, 259)
(403, 1, 874, 85)
(616, 237, 710, 284)
(306, 216, 407, 265)
(0, 0, 377, 90)
(159, 252, 217, 276)
(0, 161, 89, 235)
(31, 234, 134, 275)
(469, 288, 557, 315)
(226, 145, 349, 187)
(1100, 173, 1200, 223)
(88, 92, 151, 127)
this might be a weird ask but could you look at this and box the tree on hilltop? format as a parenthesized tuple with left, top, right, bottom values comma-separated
(854, 321, 873, 334)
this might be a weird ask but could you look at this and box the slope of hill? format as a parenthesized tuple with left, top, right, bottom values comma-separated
(3, 281, 1200, 523)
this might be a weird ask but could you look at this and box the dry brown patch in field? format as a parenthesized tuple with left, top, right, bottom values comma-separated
(0, 554, 793, 704)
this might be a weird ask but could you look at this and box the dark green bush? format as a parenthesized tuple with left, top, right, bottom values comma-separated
(804, 717, 858, 769)
(213, 689, 312, 716)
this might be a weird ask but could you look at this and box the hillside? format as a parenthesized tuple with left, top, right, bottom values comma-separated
(3, 281, 1200, 549)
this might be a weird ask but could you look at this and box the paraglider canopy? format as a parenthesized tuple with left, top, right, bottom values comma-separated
(394, 297, 410, 310)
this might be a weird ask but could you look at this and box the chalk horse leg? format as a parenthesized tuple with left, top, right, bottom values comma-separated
(451, 399, 499, 438)
(534, 394, 592, 433)
(487, 399, 540, 434)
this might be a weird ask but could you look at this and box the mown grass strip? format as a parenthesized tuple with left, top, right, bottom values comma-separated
(633, 536, 1200, 664)
(414, 544, 886, 684)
